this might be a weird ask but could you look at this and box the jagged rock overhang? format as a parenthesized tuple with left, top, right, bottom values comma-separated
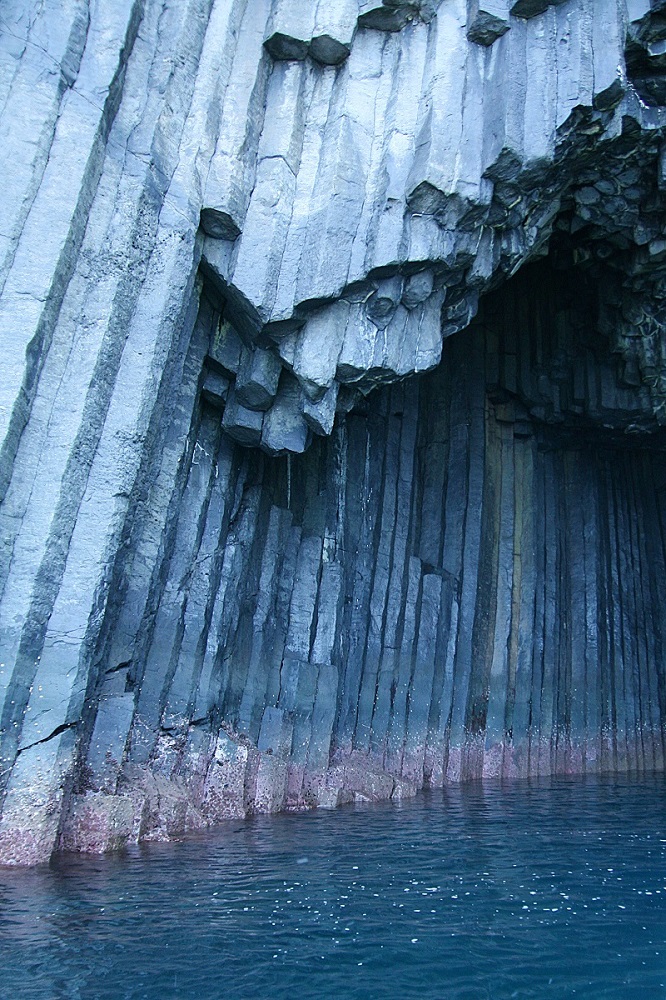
(200, 117, 666, 458)
(189, 0, 666, 458)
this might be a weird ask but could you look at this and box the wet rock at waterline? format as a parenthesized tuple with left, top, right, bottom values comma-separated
(2, 0, 666, 864)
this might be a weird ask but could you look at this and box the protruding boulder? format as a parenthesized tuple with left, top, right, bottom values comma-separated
(302, 381, 339, 436)
(208, 319, 243, 376)
(261, 374, 311, 454)
(201, 369, 231, 409)
(366, 276, 404, 329)
(466, 0, 510, 46)
(222, 388, 264, 446)
(235, 347, 282, 411)
(263, 0, 315, 60)
(402, 270, 434, 308)
(510, 0, 567, 16)
(293, 300, 350, 401)
(310, 0, 357, 65)
(200, 208, 241, 241)
(358, 1, 417, 31)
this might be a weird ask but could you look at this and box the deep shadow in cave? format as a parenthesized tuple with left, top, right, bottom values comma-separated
(72, 247, 666, 860)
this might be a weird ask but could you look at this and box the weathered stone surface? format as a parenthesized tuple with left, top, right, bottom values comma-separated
(3, 0, 666, 864)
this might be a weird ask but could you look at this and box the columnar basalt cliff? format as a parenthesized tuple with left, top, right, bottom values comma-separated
(2, 0, 666, 864)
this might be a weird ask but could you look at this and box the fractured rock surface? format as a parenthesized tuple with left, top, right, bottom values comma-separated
(2, 0, 666, 862)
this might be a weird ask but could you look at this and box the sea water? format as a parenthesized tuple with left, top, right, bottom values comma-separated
(1, 773, 665, 999)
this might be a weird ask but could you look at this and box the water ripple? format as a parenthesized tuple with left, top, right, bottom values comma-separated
(0, 774, 665, 999)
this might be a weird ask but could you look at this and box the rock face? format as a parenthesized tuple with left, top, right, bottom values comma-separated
(2, 0, 666, 863)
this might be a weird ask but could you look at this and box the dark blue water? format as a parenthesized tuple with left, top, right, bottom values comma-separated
(1, 774, 665, 999)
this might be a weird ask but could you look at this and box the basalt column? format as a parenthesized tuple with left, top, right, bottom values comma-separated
(53, 256, 666, 853)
